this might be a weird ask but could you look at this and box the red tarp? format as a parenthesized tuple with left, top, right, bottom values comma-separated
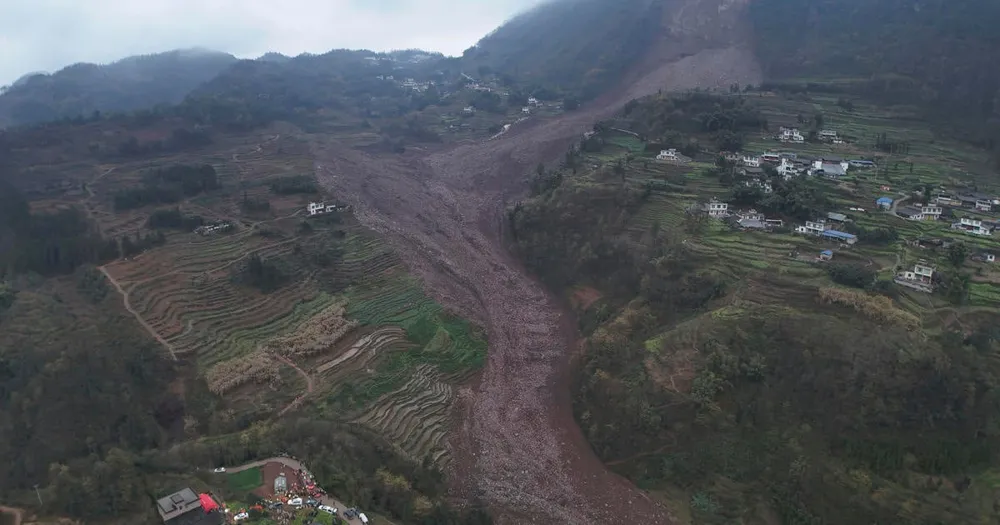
(199, 493, 219, 513)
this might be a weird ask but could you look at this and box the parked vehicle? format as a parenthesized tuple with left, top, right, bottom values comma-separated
(212, 467, 226, 473)
(344, 508, 358, 518)
(359, 512, 370, 524)
(233, 512, 249, 521)
(288, 497, 303, 507)
(306, 498, 319, 507)
(318, 505, 337, 514)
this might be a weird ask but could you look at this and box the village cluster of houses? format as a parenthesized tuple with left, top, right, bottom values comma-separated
(880, 190, 1000, 237)
(723, 147, 876, 194)
(700, 197, 860, 245)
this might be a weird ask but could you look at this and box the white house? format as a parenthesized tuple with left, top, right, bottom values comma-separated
(704, 198, 729, 218)
(463, 106, 475, 114)
(952, 217, 992, 236)
(976, 200, 993, 212)
(307, 202, 342, 216)
(819, 130, 839, 141)
(894, 262, 935, 293)
(777, 157, 802, 179)
(795, 219, 828, 236)
(522, 106, 531, 114)
(527, 96, 540, 106)
(737, 209, 765, 222)
(779, 127, 805, 143)
(741, 155, 761, 168)
(920, 204, 943, 220)
(657, 149, 680, 161)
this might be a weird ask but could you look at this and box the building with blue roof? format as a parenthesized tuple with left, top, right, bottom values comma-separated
(876, 196, 893, 209)
(819, 249, 834, 261)
(821, 229, 858, 245)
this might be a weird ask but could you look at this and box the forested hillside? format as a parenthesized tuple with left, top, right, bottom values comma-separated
(463, 0, 663, 101)
(0, 49, 236, 127)
(750, 0, 1000, 146)
(510, 91, 1000, 523)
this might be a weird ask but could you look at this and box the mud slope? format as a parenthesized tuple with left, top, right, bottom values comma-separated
(314, 1, 761, 522)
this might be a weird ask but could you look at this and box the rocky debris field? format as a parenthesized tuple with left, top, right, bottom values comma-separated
(313, 9, 761, 521)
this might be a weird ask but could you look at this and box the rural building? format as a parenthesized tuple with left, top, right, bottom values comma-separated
(777, 157, 805, 179)
(952, 217, 993, 236)
(936, 193, 958, 206)
(528, 97, 540, 106)
(819, 130, 839, 141)
(761, 152, 782, 164)
(821, 229, 858, 245)
(986, 253, 996, 263)
(897, 206, 924, 221)
(722, 151, 741, 163)
(956, 193, 994, 210)
(741, 154, 761, 167)
(849, 159, 876, 169)
(920, 204, 943, 220)
(819, 250, 834, 261)
(522, 106, 531, 114)
(657, 149, 679, 161)
(307, 202, 345, 216)
(703, 198, 729, 218)
(811, 159, 848, 178)
(743, 176, 773, 194)
(156, 489, 222, 525)
(463, 106, 475, 114)
(895, 262, 935, 293)
(765, 218, 784, 228)
(733, 209, 767, 230)
(194, 222, 232, 236)
(795, 219, 829, 236)
(779, 127, 805, 143)
(876, 196, 893, 209)
(827, 212, 848, 223)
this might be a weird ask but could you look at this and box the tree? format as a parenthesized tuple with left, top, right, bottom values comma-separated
(948, 242, 969, 267)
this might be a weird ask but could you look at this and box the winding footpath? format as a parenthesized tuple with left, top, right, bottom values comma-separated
(275, 355, 314, 416)
(99, 265, 179, 361)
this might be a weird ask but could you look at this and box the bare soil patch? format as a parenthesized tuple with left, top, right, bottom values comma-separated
(569, 286, 602, 310)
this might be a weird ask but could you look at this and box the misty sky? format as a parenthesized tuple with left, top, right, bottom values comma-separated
(0, 0, 543, 85)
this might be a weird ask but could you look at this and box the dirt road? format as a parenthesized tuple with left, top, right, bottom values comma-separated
(99, 265, 179, 361)
(0, 506, 22, 525)
(313, 3, 761, 523)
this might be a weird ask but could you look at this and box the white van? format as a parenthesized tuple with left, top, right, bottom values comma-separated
(359, 512, 369, 524)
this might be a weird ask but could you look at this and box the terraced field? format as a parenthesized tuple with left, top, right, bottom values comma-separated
(355, 364, 456, 466)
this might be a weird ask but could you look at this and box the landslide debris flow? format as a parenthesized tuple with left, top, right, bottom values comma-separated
(314, 27, 760, 524)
